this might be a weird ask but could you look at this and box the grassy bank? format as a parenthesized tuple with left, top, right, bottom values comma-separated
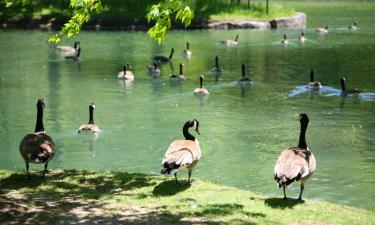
(0, 0, 295, 29)
(0, 169, 374, 224)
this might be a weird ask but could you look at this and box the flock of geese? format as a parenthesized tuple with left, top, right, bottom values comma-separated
(19, 21, 361, 201)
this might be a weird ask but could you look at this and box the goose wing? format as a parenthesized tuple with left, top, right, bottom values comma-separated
(162, 140, 201, 166)
(19, 132, 56, 163)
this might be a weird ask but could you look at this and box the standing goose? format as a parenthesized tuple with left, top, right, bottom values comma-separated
(274, 113, 316, 200)
(211, 56, 223, 75)
(316, 25, 328, 33)
(19, 99, 56, 178)
(161, 119, 201, 183)
(169, 63, 186, 81)
(340, 77, 361, 96)
(64, 47, 81, 60)
(117, 64, 134, 81)
(182, 42, 192, 56)
(152, 48, 174, 63)
(56, 41, 80, 53)
(348, 21, 357, 31)
(147, 62, 161, 77)
(298, 32, 305, 42)
(308, 69, 322, 89)
(280, 34, 288, 44)
(78, 103, 100, 134)
(193, 75, 209, 95)
(221, 34, 239, 46)
(238, 64, 252, 83)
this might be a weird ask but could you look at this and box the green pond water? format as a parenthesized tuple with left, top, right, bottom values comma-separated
(1, 1, 375, 209)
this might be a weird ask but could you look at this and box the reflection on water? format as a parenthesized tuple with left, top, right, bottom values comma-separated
(0, 2, 375, 209)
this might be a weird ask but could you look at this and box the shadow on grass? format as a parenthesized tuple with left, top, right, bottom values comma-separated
(264, 197, 305, 209)
(152, 180, 191, 196)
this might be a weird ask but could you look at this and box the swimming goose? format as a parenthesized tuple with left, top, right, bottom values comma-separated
(308, 69, 322, 89)
(169, 63, 185, 81)
(183, 42, 192, 56)
(56, 41, 80, 53)
(274, 113, 316, 200)
(238, 64, 252, 83)
(152, 48, 174, 63)
(280, 34, 288, 44)
(211, 56, 223, 75)
(348, 21, 357, 31)
(19, 99, 56, 178)
(117, 64, 134, 81)
(316, 25, 328, 33)
(78, 103, 100, 134)
(64, 47, 81, 60)
(221, 34, 239, 46)
(340, 77, 361, 96)
(193, 75, 209, 95)
(161, 119, 201, 183)
(147, 62, 161, 77)
(298, 32, 305, 42)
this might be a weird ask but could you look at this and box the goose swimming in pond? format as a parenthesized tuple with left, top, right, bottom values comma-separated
(169, 63, 185, 81)
(193, 75, 209, 95)
(78, 103, 100, 134)
(316, 25, 328, 33)
(64, 47, 81, 60)
(348, 21, 357, 31)
(117, 64, 134, 81)
(298, 32, 305, 42)
(274, 113, 316, 201)
(56, 41, 80, 53)
(307, 69, 322, 89)
(340, 77, 361, 96)
(280, 34, 288, 44)
(211, 56, 223, 75)
(19, 99, 56, 178)
(221, 34, 239, 46)
(238, 64, 252, 83)
(161, 119, 201, 184)
(152, 48, 174, 63)
(147, 62, 161, 77)
(182, 42, 192, 56)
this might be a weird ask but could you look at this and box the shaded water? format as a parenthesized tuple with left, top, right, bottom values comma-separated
(1, 1, 375, 209)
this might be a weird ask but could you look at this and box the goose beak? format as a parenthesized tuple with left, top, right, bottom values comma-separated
(196, 129, 200, 135)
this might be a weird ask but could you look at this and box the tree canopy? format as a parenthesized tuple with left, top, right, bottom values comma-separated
(0, 0, 193, 43)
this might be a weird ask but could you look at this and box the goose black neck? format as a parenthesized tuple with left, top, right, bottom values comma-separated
(215, 56, 219, 68)
(76, 47, 81, 57)
(298, 121, 308, 149)
(169, 49, 174, 59)
(340, 79, 346, 91)
(183, 122, 195, 141)
(74, 41, 78, 49)
(89, 107, 94, 124)
(200, 76, 203, 88)
(310, 70, 314, 82)
(186, 42, 190, 50)
(235, 35, 239, 41)
(242, 64, 245, 77)
(179, 64, 183, 75)
(35, 107, 44, 132)
(123, 65, 127, 73)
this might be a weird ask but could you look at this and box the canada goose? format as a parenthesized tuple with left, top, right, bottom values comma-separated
(147, 62, 161, 77)
(298, 32, 305, 42)
(349, 21, 357, 31)
(308, 69, 322, 89)
(152, 48, 174, 63)
(193, 75, 209, 95)
(56, 41, 80, 53)
(161, 119, 201, 183)
(64, 47, 81, 60)
(221, 34, 239, 46)
(280, 34, 288, 44)
(182, 42, 192, 56)
(78, 103, 100, 134)
(19, 99, 56, 178)
(316, 25, 328, 33)
(238, 64, 252, 83)
(274, 113, 316, 200)
(340, 77, 361, 96)
(211, 56, 223, 75)
(169, 63, 185, 81)
(117, 64, 134, 81)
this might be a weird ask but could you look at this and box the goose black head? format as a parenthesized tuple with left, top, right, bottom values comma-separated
(299, 113, 309, 125)
(37, 99, 45, 110)
(301, 31, 305, 36)
(89, 103, 96, 111)
(325, 25, 329, 30)
(188, 119, 200, 135)
(284, 34, 287, 39)
(354, 21, 357, 26)
(235, 34, 239, 41)
(340, 77, 346, 91)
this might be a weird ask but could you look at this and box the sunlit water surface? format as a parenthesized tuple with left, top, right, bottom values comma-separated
(1, 1, 375, 209)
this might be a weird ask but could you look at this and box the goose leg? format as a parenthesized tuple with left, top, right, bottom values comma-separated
(42, 163, 49, 178)
(298, 183, 305, 201)
(283, 186, 287, 200)
(188, 170, 192, 183)
(26, 162, 30, 179)
(174, 173, 180, 184)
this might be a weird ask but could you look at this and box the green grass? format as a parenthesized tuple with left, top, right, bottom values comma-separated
(0, 169, 374, 224)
